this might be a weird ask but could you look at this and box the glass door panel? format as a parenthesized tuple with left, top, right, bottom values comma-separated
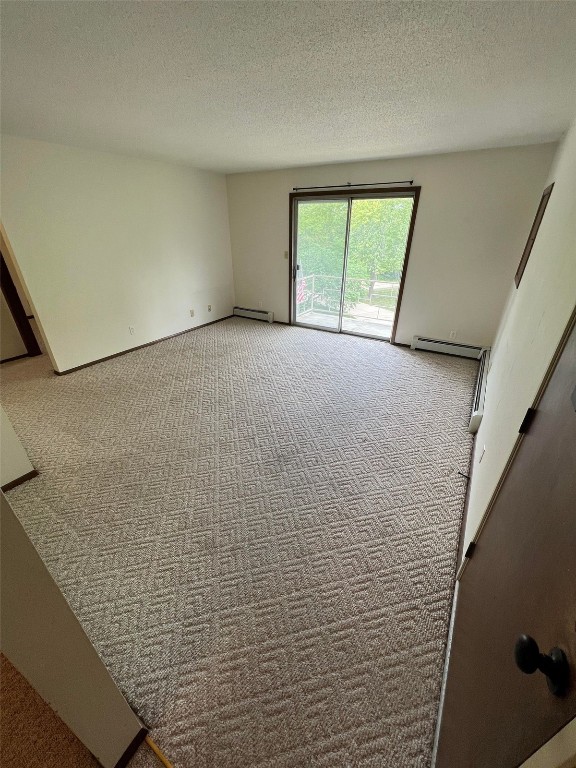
(341, 197, 414, 340)
(294, 199, 349, 330)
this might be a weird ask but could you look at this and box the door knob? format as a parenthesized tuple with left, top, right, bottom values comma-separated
(514, 634, 570, 696)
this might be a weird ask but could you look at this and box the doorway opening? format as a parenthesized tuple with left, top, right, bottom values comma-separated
(290, 187, 420, 342)
(1, 250, 42, 363)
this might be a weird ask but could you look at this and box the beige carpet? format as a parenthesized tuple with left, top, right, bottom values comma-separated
(0, 654, 100, 768)
(1, 318, 476, 767)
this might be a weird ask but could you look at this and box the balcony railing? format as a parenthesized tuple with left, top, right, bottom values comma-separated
(296, 274, 399, 322)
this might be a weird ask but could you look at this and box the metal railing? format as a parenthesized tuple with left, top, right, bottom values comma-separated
(296, 274, 399, 321)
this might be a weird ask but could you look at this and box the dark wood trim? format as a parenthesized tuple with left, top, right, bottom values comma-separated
(515, 182, 554, 288)
(0, 252, 41, 357)
(1, 469, 39, 493)
(1, 353, 30, 364)
(288, 197, 294, 325)
(54, 315, 234, 375)
(113, 727, 148, 768)
(390, 187, 420, 344)
(288, 186, 421, 341)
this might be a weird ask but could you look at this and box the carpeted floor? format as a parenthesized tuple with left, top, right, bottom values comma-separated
(0, 654, 100, 768)
(1, 318, 476, 768)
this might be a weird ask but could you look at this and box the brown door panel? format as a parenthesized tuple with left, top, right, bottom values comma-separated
(435, 327, 576, 768)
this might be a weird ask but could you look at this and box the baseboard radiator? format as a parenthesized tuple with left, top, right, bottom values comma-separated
(410, 336, 490, 432)
(411, 335, 483, 360)
(468, 347, 490, 434)
(233, 306, 274, 323)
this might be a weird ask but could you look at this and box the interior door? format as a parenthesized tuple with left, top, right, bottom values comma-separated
(435, 319, 576, 767)
(293, 198, 350, 331)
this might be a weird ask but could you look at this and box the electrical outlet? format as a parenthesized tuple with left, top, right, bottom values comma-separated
(128, 326, 135, 336)
(190, 309, 195, 317)
(449, 330, 457, 340)
(258, 300, 263, 308)
(207, 305, 212, 312)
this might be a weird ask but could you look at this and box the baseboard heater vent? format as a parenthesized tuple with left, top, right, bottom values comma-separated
(233, 306, 274, 323)
(468, 347, 490, 434)
(411, 336, 483, 360)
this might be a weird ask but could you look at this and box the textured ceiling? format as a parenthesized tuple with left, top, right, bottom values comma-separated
(2, 1, 576, 173)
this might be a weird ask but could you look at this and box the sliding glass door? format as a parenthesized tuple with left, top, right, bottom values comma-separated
(293, 199, 350, 330)
(292, 190, 417, 341)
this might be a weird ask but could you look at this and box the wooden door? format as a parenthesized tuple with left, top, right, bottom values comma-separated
(435, 319, 576, 767)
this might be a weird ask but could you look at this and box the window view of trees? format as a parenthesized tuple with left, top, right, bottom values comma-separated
(348, 197, 413, 282)
(296, 200, 348, 312)
(296, 197, 413, 323)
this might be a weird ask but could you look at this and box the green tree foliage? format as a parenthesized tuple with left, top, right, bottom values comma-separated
(297, 200, 348, 276)
(348, 198, 412, 281)
(297, 200, 348, 310)
(296, 197, 412, 312)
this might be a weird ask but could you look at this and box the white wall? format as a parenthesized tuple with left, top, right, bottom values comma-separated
(226, 143, 555, 345)
(1, 135, 235, 372)
(0, 294, 26, 360)
(463, 120, 576, 553)
(1, 492, 145, 768)
(0, 406, 34, 487)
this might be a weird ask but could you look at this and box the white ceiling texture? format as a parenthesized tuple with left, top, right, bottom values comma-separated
(2, 1, 576, 173)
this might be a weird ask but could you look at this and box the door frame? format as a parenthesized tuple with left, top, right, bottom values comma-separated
(1, 250, 41, 360)
(288, 186, 421, 343)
